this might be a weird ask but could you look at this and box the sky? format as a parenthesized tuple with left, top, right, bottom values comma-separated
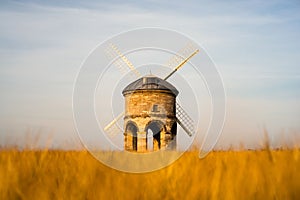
(0, 0, 300, 149)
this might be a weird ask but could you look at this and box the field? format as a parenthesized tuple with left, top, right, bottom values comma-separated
(0, 148, 299, 199)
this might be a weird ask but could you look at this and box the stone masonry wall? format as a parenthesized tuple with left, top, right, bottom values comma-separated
(123, 90, 177, 152)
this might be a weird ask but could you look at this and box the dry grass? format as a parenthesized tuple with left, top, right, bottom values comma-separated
(0, 148, 299, 199)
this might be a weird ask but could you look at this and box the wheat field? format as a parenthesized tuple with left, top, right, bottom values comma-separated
(0, 148, 299, 199)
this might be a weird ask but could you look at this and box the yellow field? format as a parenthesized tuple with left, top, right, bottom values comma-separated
(0, 149, 299, 199)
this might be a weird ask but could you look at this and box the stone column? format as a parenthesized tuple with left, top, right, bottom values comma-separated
(137, 131, 147, 152)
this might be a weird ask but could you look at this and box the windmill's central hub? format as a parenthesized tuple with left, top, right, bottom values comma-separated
(122, 75, 178, 152)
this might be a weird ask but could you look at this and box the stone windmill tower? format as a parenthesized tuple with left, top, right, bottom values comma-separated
(122, 75, 178, 152)
(104, 44, 198, 152)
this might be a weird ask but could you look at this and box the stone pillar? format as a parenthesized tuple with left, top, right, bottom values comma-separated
(160, 129, 166, 148)
(137, 131, 147, 152)
(125, 133, 132, 151)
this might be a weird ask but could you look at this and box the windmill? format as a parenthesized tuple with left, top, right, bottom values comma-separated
(103, 43, 199, 152)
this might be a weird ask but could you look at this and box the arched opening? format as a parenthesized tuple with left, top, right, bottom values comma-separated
(125, 121, 138, 151)
(171, 122, 177, 137)
(145, 121, 164, 151)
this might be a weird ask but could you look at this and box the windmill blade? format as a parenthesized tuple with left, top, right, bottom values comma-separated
(165, 42, 198, 69)
(165, 42, 195, 69)
(106, 43, 142, 78)
(164, 43, 198, 136)
(105, 46, 130, 75)
(176, 102, 194, 137)
(104, 111, 125, 136)
(105, 120, 123, 138)
(104, 111, 125, 131)
(164, 49, 199, 80)
(103, 43, 142, 134)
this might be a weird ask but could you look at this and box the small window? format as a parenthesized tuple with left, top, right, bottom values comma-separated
(152, 104, 159, 112)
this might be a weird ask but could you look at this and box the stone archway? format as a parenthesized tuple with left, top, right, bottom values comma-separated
(125, 121, 138, 151)
(145, 120, 164, 151)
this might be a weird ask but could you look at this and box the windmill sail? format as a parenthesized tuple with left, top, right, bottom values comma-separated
(105, 47, 129, 75)
(176, 102, 194, 136)
(103, 43, 142, 136)
(164, 49, 199, 80)
(105, 43, 142, 78)
(104, 111, 125, 131)
(165, 42, 197, 70)
(105, 119, 123, 138)
(109, 43, 141, 77)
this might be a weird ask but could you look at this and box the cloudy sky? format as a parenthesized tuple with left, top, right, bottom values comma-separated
(0, 0, 299, 149)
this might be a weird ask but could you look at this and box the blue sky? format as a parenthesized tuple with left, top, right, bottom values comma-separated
(0, 0, 299, 149)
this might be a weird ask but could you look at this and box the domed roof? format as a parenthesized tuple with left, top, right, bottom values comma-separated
(122, 75, 179, 96)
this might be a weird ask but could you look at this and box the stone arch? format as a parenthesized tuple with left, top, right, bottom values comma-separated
(125, 121, 138, 151)
(145, 120, 165, 151)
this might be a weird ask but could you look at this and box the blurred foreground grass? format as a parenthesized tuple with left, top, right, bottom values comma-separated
(0, 149, 299, 199)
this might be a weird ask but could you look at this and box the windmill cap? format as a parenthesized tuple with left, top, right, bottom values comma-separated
(122, 75, 179, 96)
